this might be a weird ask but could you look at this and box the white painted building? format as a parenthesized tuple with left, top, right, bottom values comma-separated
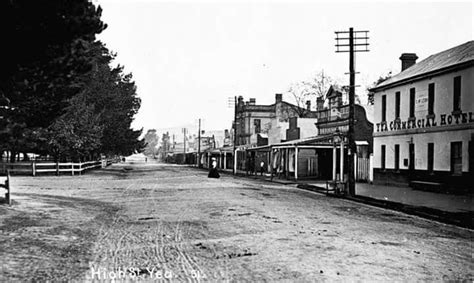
(371, 41, 473, 190)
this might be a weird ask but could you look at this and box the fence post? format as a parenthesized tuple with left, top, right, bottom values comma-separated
(56, 161, 59, 176)
(5, 171, 10, 205)
(32, 161, 36, 176)
(71, 163, 74, 176)
(369, 154, 374, 184)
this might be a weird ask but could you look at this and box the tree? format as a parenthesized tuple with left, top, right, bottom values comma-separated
(143, 129, 159, 158)
(366, 72, 392, 105)
(1, 1, 145, 161)
(0, 0, 106, 161)
(286, 70, 336, 117)
(79, 42, 145, 157)
(47, 94, 103, 162)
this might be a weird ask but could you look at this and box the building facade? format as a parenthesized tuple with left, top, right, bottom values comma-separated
(233, 93, 314, 173)
(371, 41, 474, 190)
(234, 94, 311, 148)
(246, 86, 373, 183)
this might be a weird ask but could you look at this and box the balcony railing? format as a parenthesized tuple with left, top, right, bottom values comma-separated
(316, 105, 350, 124)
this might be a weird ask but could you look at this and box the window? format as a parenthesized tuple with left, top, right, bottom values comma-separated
(381, 145, 386, 170)
(451, 142, 462, 175)
(254, 119, 261, 134)
(409, 88, 415, 118)
(427, 143, 434, 173)
(395, 92, 400, 119)
(453, 76, 461, 112)
(381, 95, 386, 122)
(428, 83, 435, 115)
(394, 144, 400, 171)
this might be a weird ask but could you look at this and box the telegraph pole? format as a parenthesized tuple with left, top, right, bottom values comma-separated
(228, 96, 238, 175)
(182, 128, 187, 153)
(335, 28, 369, 197)
(198, 118, 201, 168)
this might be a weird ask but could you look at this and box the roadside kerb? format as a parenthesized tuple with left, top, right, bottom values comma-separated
(297, 183, 473, 230)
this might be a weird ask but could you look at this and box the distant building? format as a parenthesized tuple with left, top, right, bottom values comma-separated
(231, 93, 315, 172)
(234, 93, 314, 148)
(246, 86, 373, 182)
(370, 41, 473, 190)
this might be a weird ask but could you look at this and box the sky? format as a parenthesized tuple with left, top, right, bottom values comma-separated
(95, 0, 473, 134)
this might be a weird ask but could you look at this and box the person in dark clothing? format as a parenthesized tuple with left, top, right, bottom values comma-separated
(208, 157, 220, 178)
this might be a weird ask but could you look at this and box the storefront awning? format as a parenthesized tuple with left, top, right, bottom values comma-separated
(355, 141, 369, 146)
(205, 146, 235, 154)
(272, 134, 334, 148)
(246, 144, 272, 152)
(246, 134, 335, 151)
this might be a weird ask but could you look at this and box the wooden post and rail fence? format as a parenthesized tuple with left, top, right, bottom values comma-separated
(0, 159, 116, 176)
(0, 159, 118, 205)
(0, 171, 10, 205)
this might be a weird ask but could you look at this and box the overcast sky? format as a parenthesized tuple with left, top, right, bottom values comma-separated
(96, 0, 472, 133)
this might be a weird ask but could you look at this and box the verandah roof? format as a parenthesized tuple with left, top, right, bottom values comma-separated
(246, 134, 334, 151)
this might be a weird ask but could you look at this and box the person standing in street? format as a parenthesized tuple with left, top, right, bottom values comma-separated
(260, 161, 265, 176)
(208, 157, 220, 178)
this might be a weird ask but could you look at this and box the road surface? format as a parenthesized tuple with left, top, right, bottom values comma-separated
(0, 162, 472, 281)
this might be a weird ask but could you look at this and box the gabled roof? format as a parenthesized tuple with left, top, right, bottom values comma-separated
(373, 41, 474, 91)
(325, 85, 344, 99)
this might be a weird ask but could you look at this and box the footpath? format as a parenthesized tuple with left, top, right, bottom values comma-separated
(233, 171, 473, 229)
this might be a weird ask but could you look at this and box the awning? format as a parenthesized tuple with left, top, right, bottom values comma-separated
(246, 144, 272, 152)
(205, 146, 235, 154)
(247, 135, 335, 151)
(272, 134, 334, 147)
(355, 141, 369, 146)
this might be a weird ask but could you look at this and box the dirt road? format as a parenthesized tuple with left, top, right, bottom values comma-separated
(0, 162, 472, 281)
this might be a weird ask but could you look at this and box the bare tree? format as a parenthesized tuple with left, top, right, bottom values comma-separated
(287, 82, 312, 117)
(286, 70, 336, 117)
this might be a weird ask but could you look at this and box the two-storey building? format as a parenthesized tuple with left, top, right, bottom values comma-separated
(233, 93, 313, 172)
(371, 41, 473, 191)
(234, 94, 310, 147)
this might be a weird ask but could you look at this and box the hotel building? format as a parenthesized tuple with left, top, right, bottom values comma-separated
(371, 41, 473, 191)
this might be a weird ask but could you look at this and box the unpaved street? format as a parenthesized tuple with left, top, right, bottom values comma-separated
(0, 162, 472, 281)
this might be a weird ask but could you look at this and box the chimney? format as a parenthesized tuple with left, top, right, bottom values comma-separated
(306, 100, 311, 111)
(249, 98, 256, 105)
(237, 96, 244, 107)
(400, 53, 418, 71)
(275, 93, 282, 103)
(316, 97, 324, 111)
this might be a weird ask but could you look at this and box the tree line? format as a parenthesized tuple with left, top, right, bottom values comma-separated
(0, 0, 145, 162)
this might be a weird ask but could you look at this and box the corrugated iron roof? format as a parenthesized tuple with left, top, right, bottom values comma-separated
(375, 41, 474, 90)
